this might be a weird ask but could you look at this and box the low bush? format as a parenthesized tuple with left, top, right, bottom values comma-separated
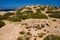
(38, 33, 44, 38)
(46, 10, 60, 14)
(34, 38, 36, 40)
(47, 8, 53, 10)
(48, 13, 60, 19)
(25, 37, 30, 40)
(52, 19, 56, 21)
(31, 13, 48, 19)
(17, 36, 23, 40)
(33, 6, 37, 8)
(46, 23, 49, 26)
(22, 11, 33, 15)
(36, 9, 41, 13)
(4, 12, 15, 16)
(16, 13, 48, 20)
(41, 24, 45, 28)
(0, 15, 2, 20)
(0, 21, 5, 28)
(8, 16, 21, 22)
(25, 7, 32, 10)
(0, 12, 15, 20)
(44, 35, 60, 40)
(19, 31, 25, 35)
(16, 7, 26, 15)
(16, 7, 48, 19)
(46, 11, 53, 13)
(40, 7, 45, 11)
(26, 32, 32, 35)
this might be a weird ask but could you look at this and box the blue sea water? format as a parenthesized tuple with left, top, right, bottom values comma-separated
(0, 9, 15, 11)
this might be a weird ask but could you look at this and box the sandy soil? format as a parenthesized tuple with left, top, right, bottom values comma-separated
(0, 19, 60, 40)
(0, 12, 8, 15)
(0, 5, 60, 40)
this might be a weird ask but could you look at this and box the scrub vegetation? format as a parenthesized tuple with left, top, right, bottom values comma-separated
(44, 35, 60, 40)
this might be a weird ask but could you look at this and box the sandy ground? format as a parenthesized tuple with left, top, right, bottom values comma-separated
(0, 19, 60, 40)
(0, 12, 8, 15)
(0, 5, 60, 40)
(0, 23, 21, 40)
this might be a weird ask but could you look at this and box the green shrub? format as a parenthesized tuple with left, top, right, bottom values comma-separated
(36, 9, 41, 13)
(34, 38, 36, 40)
(25, 37, 30, 40)
(38, 33, 44, 38)
(26, 26, 31, 29)
(46, 23, 49, 26)
(19, 31, 25, 34)
(53, 6, 58, 10)
(22, 11, 33, 15)
(33, 6, 37, 8)
(40, 7, 45, 11)
(46, 11, 60, 18)
(16, 10, 33, 20)
(41, 24, 45, 28)
(47, 8, 53, 10)
(19, 15, 28, 20)
(19, 15, 31, 20)
(17, 36, 23, 40)
(16, 7, 48, 20)
(46, 11, 60, 14)
(16, 7, 26, 15)
(1, 13, 15, 20)
(8, 16, 21, 22)
(17, 31, 31, 40)
(46, 11, 53, 13)
(31, 13, 48, 19)
(48, 13, 60, 19)
(44, 35, 60, 40)
(44, 29, 46, 32)
(47, 6, 58, 10)
(17, 13, 48, 19)
(0, 15, 2, 20)
(33, 24, 40, 28)
(25, 7, 32, 10)
(47, 31, 49, 33)
(54, 11, 60, 13)
(34, 24, 41, 30)
(26, 32, 32, 35)
(52, 19, 56, 21)
(21, 23, 28, 26)
(0, 21, 5, 28)
(4, 12, 15, 16)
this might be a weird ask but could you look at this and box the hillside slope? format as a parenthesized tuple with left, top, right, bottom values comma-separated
(0, 4, 60, 40)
